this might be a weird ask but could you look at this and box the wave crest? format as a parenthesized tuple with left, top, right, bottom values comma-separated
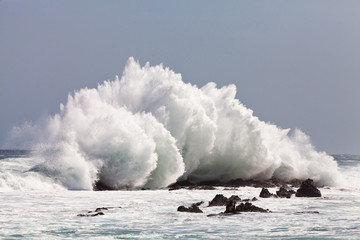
(13, 57, 341, 189)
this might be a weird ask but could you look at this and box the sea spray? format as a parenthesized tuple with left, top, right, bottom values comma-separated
(10, 57, 341, 189)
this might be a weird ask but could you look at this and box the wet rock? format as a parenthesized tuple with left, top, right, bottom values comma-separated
(95, 207, 108, 212)
(77, 212, 105, 217)
(276, 186, 295, 198)
(188, 185, 216, 190)
(194, 201, 204, 206)
(224, 200, 237, 213)
(168, 180, 195, 191)
(259, 188, 274, 198)
(295, 211, 320, 214)
(177, 204, 203, 213)
(208, 194, 228, 206)
(235, 202, 270, 213)
(228, 195, 241, 202)
(93, 180, 116, 191)
(295, 179, 321, 197)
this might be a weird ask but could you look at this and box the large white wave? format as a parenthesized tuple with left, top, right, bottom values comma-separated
(11, 58, 342, 190)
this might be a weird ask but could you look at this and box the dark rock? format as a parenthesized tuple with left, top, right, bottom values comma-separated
(259, 188, 274, 198)
(276, 186, 295, 198)
(77, 212, 105, 217)
(208, 194, 228, 206)
(177, 206, 188, 212)
(242, 199, 250, 202)
(93, 180, 116, 191)
(295, 211, 320, 214)
(95, 207, 108, 212)
(228, 195, 241, 202)
(168, 177, 315, 190)
(194, 201, 204, 206)
(251, 197, 258, 201)
(295, 179, 321, 197)
(177, 204, 203, 213)
(168, 180, 195, 191)
(188, 185, 216, 190)
(224, 200, 237, 213)
(235, 202, 270, 213)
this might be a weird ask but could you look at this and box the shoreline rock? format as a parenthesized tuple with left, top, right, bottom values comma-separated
(167, 177, 304, 191)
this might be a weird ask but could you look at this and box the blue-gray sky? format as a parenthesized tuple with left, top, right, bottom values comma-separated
(1, 0, 359, 154)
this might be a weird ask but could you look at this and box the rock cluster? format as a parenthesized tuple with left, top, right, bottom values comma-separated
(177, 203, 203, 213)
(276, 187, 296, 198)
(259, 179, 321, 199)
(208, 194, 243, 207)
(235, 202, 269, 213)
(77, 206, 121, 217)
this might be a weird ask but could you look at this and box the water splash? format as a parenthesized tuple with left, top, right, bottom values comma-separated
(9, 58, 342, 189)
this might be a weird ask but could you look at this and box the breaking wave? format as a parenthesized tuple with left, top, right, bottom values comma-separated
(9, 58, 342, 190)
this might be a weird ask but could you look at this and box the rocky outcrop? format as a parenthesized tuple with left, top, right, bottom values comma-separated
(295, 179, 321, 197)
(168, 177, 306, 191)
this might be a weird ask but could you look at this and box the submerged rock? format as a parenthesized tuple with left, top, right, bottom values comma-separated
(295, 211, 320, 214)
(295, 179, 321, 197)
(79, 206, 121, 217)
(77, 212, 105, 217)
(95, 207, 108, 212)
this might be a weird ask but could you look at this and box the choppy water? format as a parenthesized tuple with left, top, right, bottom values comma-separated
(0, 151, 359, 239)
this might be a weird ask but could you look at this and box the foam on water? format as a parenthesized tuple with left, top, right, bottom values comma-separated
(1, 187, 359, 239)
(6, 58, 344, 190)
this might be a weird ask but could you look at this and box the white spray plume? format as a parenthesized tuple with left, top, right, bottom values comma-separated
(14, 57, 342, 189)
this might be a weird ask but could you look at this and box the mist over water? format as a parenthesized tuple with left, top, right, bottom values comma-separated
(9, 58, 342, 190)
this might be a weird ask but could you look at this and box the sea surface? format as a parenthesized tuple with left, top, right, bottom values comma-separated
(0, 150, 359, 239)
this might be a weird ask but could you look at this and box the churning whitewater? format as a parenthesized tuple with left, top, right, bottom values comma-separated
(17, 58, 341, 190)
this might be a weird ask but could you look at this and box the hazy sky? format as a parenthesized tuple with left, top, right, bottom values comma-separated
(1, 0, 359, 154)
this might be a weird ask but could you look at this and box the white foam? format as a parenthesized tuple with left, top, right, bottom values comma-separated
(8, 57, 343, 189)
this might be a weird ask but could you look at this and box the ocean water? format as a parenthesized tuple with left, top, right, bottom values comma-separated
(0, 151, 359, 239)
